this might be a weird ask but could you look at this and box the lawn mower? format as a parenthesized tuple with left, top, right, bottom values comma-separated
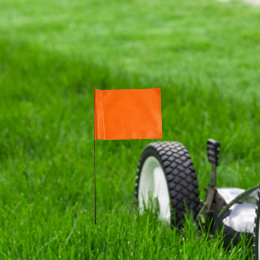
(135, 139, 260, 258)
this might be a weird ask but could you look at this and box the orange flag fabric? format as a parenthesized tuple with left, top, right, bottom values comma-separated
(94, 88, 162, 140)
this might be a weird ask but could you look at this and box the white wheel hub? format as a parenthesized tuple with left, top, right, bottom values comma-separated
(138, 156, 171, 224)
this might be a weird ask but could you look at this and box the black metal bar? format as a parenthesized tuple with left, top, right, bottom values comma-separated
(94, 139, 96, 224)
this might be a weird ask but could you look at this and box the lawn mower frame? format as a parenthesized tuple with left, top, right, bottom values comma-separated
(135, 139, 260, 258)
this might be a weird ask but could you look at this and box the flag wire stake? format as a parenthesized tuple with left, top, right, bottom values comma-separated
(94, 139, 96, 224)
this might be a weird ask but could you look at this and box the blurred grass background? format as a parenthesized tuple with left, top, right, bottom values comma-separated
(0, 0, 260, 258)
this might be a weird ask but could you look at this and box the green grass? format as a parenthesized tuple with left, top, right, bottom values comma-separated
(0, 0, 260, 258)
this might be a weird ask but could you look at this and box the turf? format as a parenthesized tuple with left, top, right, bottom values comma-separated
(0, 0, 260, 258)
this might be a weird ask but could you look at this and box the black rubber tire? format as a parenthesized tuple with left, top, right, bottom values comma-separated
(254, 187, 260, 260)
(135, 141, 200, 226)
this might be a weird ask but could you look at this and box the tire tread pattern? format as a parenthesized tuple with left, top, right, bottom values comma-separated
(135, 142, 200, 226)
(253, 186, 260, 259)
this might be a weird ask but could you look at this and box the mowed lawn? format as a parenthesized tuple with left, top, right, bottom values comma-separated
(0, 0, 260, 259)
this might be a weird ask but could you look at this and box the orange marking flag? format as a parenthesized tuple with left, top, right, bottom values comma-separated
(94, 88, 162, 140)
